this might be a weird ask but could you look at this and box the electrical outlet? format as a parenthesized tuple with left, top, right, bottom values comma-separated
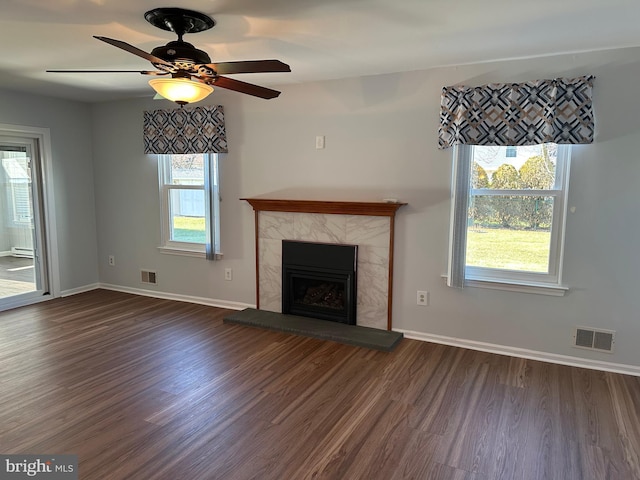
(224, 268, 233, 281)
(108, 255, 115, 266)
(417, 290, 429, 306)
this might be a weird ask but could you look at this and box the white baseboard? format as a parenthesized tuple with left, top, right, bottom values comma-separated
(395, 329, 640, 377)
(98, 283, 254, 311)
(0, 250, 12, 257)
(61, 283, 101, 297)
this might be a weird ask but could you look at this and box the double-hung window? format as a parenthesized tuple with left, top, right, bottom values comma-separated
(158, 153, 220, 258)
(2, 155, 33, 225)
(441, 76, 593, 295)
(449, 143, 570, 294)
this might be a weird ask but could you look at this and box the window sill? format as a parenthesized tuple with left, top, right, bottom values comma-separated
(158, 246, 223, 260)
(443, 275, 568, 296)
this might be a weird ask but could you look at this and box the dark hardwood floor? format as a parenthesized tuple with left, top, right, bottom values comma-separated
(1, 289, 639, 479)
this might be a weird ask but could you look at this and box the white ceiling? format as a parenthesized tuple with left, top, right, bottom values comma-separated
(2, 0, 640, 103)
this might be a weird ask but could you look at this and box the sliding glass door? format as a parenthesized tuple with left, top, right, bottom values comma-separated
(0, 136, 48, 304)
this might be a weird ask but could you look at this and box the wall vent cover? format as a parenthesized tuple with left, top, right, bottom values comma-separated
(573, 327, 615, 353)
(575, 328, 594, 348)
(141, 270, 157, 285)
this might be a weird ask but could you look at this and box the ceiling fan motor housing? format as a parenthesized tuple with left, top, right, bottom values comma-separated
(151, 41, 211, 65)
(49, 7, 289, 100)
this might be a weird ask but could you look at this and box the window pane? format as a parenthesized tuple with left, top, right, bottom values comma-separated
(472, 144, 558, 190)
(466, 195, 554, 273)
(169, 189, 205, 243)
(166, 154, 205, 186)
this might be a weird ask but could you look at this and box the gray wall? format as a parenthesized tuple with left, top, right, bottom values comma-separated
(90, 98, 254, 304)
(0, 90, 99, 292)
(91, 46, 640, 367)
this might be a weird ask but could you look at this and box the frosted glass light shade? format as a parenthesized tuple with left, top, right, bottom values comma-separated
(149, 78, 214, 105)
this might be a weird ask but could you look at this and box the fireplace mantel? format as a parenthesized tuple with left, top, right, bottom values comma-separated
(242, 196, 406, 331)
(241, 198, 406, 216)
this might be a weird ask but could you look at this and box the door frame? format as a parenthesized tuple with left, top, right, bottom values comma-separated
(0, 123, 60, 310)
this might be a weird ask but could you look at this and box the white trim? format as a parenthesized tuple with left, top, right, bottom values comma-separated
(61, 283, 101, 297)
(0, 251, 12, 257)
(464, 278, 568, 296)
(157, 246, 205, 258)
(447, 145, 471, 288)
(556, 157, 571, 285)
(157, 246, 224, 259)
(0, 123, 60, 298)
(396, 328, 640, 377)
(99, 283, 253, 310)
(441, 274, 568, 296)
(0, 292, 54, 313)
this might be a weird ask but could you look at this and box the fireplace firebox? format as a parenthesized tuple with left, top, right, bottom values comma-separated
(282, 240, 357, 325)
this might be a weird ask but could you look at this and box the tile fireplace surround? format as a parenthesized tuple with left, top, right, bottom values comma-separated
(242, 196, 406, 330)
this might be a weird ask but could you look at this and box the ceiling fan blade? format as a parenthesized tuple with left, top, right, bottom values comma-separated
(202, 60, 291, 75)
(93, 36, 173, 67)
(212, 76, 281, 99)
(47, 70, 168, 75)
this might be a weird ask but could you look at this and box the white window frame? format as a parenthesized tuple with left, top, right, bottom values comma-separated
(10, 180, 33, 225)
(157, 153, 221, 258)
(448, 144, 571, 295)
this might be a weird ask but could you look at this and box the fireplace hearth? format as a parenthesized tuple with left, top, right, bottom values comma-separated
(282, 240, 357, 325)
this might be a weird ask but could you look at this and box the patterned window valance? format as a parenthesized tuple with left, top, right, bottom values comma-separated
(143, 105, 228, 154)
(438, 75, 595, 149)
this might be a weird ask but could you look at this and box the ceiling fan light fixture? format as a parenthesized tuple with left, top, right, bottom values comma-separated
(148, 77, 213, 105)
(50, 8, 289, 100)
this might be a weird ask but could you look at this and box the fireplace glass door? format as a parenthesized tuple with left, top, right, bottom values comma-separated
(282, 240, 357, 325)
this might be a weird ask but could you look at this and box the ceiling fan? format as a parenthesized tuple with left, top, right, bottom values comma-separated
(48, 7, 291, 105)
